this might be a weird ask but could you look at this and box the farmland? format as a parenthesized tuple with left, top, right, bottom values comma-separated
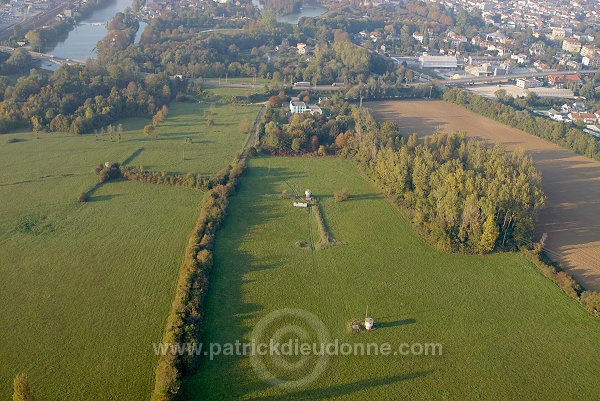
(0, 100, 259, 400)
(367, 100, 600, 292)
(180, 156, 600, 401)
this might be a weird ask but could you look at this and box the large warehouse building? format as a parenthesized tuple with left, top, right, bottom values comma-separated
(419, 55, 458, 68)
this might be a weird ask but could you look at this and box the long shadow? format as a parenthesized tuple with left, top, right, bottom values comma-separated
(377, 318, 416, 329)
(249, 371, 432, 401)
(88, 193, 122, 202)
(122, 147, 144, 165)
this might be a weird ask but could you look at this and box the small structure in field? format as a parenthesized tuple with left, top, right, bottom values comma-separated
(293, 202, 308, 208)
(305, 189, 312, 200)
(364, 306, 375, 331)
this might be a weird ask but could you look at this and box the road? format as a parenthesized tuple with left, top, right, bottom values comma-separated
(244, 104, 266, 150)
(413, 69, 598, 86)
(0, 45, 84, 66)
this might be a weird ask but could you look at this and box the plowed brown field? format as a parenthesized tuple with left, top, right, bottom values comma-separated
(368, 100, 600, 291)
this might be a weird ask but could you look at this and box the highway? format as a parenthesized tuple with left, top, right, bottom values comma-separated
(433, 69, 598, 86)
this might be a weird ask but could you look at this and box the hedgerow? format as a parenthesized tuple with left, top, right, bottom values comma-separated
(150, 157, 246, 401)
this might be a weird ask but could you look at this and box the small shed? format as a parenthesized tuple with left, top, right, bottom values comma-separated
(305, 189, 312, 200)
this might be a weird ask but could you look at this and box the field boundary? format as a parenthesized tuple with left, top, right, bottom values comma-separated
(151, 156, 247, 401)
(311, 201, 337, 249)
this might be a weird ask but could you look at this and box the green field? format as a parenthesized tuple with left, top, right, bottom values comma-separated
(0, 100, 258, 399)
(1, 101, 260, 181)
(181, 156, 600, 400)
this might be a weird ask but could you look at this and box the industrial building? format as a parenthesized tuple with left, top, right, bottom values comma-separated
(419, 55, 458, 69)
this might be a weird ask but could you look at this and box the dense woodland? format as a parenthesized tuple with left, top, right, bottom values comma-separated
(339, 109, 545, 253)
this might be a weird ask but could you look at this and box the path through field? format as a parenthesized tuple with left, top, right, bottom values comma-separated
(368, 100, 600, 292)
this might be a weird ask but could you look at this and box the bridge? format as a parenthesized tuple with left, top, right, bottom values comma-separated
(0, 45, 85, 67)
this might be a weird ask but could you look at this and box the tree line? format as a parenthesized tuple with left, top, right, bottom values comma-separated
(151, 158, 247, 401)
(444, 88, 599, 160)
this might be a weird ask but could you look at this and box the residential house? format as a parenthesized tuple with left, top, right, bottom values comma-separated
(296, 43, 307, 55)
(562, 38, 582, 53)
(568, 112, 599, 124)
(289, 98, 307, 114)
(583, 56, 600, 68)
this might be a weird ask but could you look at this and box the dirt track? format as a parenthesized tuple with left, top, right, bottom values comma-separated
(368, 100, 600, 292)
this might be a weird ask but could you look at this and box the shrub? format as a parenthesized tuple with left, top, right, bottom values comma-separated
(580, 291, 600, 316)
(555, 271, 582, 300)
(12, 373, 34, 401)
(334, 188, 350, 202)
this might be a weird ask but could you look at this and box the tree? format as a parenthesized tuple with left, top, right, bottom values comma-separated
(263, 121, 282, 149)
(291, 138, 301, 151)
(12, 373, 34, 401)
(334, 188, 350, 202)
(144, 124, 155, 136)
(479, 214, 499, 253)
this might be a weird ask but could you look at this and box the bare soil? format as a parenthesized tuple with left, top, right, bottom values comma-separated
(368, 99, 600, 291)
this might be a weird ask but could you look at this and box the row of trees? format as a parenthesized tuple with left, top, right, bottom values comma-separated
(339, 109, 546, 254)
(444, 88, 599, 160)
(144, 105, 169, 138)
(151, 158, 247, 401)
(121, 166, 210, 190)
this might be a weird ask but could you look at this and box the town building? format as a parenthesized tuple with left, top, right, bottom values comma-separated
(568, 113, 599, 124)
(516, 78, 543, 89)
(419, 55, 458, 68)
(583, 56, 600, 68)
(296, 43, 307, 55)
(562, 38, 582, 53)
(581, 45, 600, 57)
(548, 74, 581, 88)
(289, 98, 307, 114)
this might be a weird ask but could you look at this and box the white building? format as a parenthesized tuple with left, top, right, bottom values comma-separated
(419, 55, 457, 69)
(516, 78, 543, 89)
(290, 99, 307, 113)
(583, 56, 600, 68)
(289, 98, 322, 115)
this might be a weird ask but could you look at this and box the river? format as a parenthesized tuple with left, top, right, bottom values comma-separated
(46, 0, 324, 63)
(47, 0, 146, 62)
(251, 0, 326, 24)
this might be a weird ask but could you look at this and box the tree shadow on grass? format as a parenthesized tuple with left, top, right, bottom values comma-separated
(122, 147, 144, 165)
(88, 193, 122, 202)
(376, 318, 416, 329)
(249, 371, 432, 401)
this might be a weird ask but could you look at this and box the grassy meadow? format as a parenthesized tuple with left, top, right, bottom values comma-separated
(0, 100, 258, 399)
(181, 156, 600, 401)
